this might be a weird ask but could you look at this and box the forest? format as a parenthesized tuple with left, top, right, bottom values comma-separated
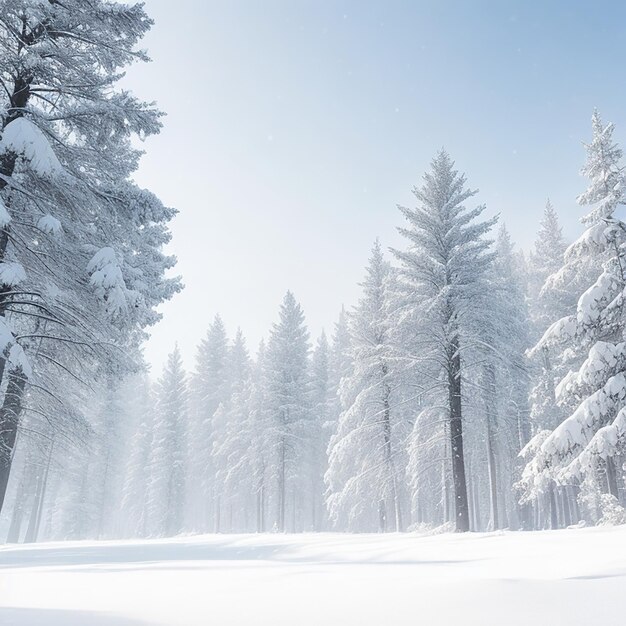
(1, 1, 626, 546)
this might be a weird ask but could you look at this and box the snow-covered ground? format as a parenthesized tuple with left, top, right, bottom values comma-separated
(1, 526, 625, 625)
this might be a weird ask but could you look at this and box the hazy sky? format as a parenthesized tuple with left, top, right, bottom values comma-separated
(127, 0, 626, 374)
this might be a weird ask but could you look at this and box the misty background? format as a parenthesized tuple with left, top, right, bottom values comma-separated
(128, 0, 626, 372)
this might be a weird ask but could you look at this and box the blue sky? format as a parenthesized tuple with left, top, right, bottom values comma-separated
(129, 0, 626, 373)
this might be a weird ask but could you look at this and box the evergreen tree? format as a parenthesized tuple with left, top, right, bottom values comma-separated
(0, 0, 180, 515)
(120, 376, 155, 538)
(528, 201, 570, 334)
(475, 225, 530, 530)
(147, 347, 188, 537)
(326, 242, 405, 531)
(523, 202, 576, 529)
(212, 329, 252, 532)
(393, 151, 497, 532)
(522, 111, 626, 522)
(187, 315, 229, 531)
(328, 307, 353, 429)
(265, 291, 310, 531)
(309, 332, 331, 530)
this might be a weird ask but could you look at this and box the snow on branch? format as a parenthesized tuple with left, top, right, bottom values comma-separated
(87, 247, 141, 316)
(0, 117, 64, 179)
(0, 317, 31, 379)
(0, 196, 10, 228)
(37, 214, 62, 235)
(563, 408, 626, 481)
(542, 372, 626, 461)
(0, 261, 26, 286)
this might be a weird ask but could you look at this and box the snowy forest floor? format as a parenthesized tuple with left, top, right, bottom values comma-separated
(1, 526, 624, 626)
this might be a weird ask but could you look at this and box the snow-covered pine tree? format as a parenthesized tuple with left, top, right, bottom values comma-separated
(0, 0, 180, 515)
(265, 291, 311, 532)
(328, 307, 353, 430)
(472, 225, 530, 531)
(187, 315, 229, 531)
(120, 375, 155, 538)
(326, 241, 405, 532)
(393, 151, 497, 532)
(522, 111, 626, 523)
(91, 375, 128, 539)
(309, 331, 331, 530)
(522, 202, 577, 528)
(212, 329, 253, 532)
(526, 201, 574, 437)
(146, 346, 188, 537)
(528, 201, 570, 334)
(247, 339, 273, 532)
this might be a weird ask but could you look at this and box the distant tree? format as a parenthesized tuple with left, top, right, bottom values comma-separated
(212, 329, 252, 531)
(265, 291, 310, 532)
(120, 376, 155, 538)
(147, 347, 188, 537)
(309, 331, 331, 530)
(326, 242, 405, 532)
(187, 315, 229, 531)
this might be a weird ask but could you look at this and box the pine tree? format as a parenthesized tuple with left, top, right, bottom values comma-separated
(0, 0, 180, 515)
(326, 242, 405, 531)
(476, 225, 530, 530)
(522, 203, 576, 529)
(265, 291, 310, 531)
(393, 151, 497, 532)
(328, 307, 353, 429)
(187, 315, 229, 531)
(522, 111, 626, 522)
(528, 201, 569, 333)
(212, 329, 252, 532)
(309, 332, 331, 530)
(120, 376, 155, 538)
(247, 340, 273, 532)
(146, 347, 188, 537)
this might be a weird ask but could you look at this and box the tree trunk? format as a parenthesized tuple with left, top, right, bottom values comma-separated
(0, 69, 34, 518)
(0, 370, 28, 513)
(378, 499, 386, 532)
(486, 427, 499, 530)
(256, 480, 265, 533)
(560, 487, 572, 528)
(214, 495, 221, 533)
(380, 362, 401, 531)
(547, 481, 558, 530)
(24, 469, 44, 543)
(442, 456, 450, 525)
(278, 436, 285, 532)
(472, 474, 482, 531)
(448, 339, 470, 532)
(483, 364, 500, 530)
(6, 464, 30, 543)
(606, 458, 619, 499)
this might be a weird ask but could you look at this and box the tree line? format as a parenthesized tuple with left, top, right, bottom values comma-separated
(2, 1, 626, 541)
(6, 110, 626, 540)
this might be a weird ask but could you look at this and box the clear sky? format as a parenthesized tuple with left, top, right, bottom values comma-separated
(127, 0, 626, 374)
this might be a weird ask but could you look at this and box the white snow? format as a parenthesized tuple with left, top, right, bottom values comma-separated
(1, 526, 625, 626)
(87, 247, 131, 315)
(0, 117, 64, 178)
(0, 196, 10, 228)
(0, 261, 26, 286)
(37, 214, 62, 235)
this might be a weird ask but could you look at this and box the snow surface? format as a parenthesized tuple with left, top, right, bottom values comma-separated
(1, 526, 625, 625)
